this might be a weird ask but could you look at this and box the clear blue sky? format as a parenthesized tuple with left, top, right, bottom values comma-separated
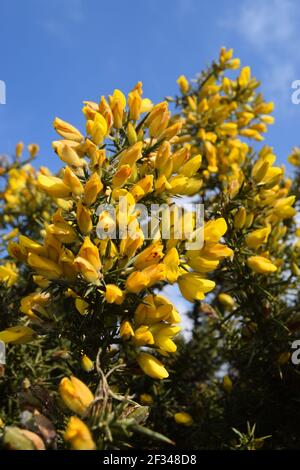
(1, 0, 300, 174)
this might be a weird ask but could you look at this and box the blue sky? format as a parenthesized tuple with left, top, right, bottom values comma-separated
(1, 0, 300, 174)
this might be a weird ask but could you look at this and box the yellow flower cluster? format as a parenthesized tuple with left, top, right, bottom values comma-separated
(0, 143, 49, 222)
(176, 47, 296, 279)
(175, 47, 274, 183)
(5, 83, 232, 379)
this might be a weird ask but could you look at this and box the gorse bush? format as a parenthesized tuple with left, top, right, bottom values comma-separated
(0, 47, 300, 450)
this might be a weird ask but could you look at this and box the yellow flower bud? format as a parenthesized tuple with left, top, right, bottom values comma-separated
(53, 117, 83, 142)
(83, 173, 103, 206)
(128, 90, 142, 121)
(59, 376, 94, 416)
(204, 218, 228, 243)
(247, 255, 277, 274)
(81, 355, 94, 372)
(140, 393, 153, 405)
(234, 207, 246, 229)
(64, 416, 95, 450)
(178, 273, 215, 302)
(52, 142, 84, 167)
(174, 412, 193, 426)
(179, 154, 202, 177)
(120, 320, 134, 340)
(75, 298, 89, 315)
(127, 122, 138, 145)
(15, 141, 24, 158)
(63, 167, 84, 196)
(137, 353, 169, 379)
(38, 174, 71, 198)
(177, 75, 189, 94)
(134, 242, 164, 270)
(89, 113, 108, 146)
(218, 293, 235, 310)
(76, 202, 92, 235)
(223, 375, 233, 393)
(109, 89, 126, 129)
(163, 247, 180, 284)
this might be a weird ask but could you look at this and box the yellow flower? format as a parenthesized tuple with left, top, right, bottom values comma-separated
(64, 416, 95, 450)
(112, 165, 132, 188)
(288, 148, 300, 167)
(109, 89, 126, 129)
(59, 376, 94, 416)
(247, 255, 277, 274)
(134, 241, 164, 270)
(137, 353, 169, 379)
(118, 142, 143, 167)
(178, 272, 215, 302)
(52, 142, 84, 167)
(126, 122, 138, 145)
(0, 326, 35, 344)
(104, 284, 124, 304)
(131, 175, 154, 201)
(234, 207, 246, 229)
(0, 262, 18, 287)
(81, 355, 94, 372)
(120, 320, 134, 340)
(89, 113, 108, 145)
(187, 256, 219, 273)
(128, 90, 142, 121)
(76, 202, 92, 234)
(75, 298, 89, 315)
(133, 325, 154, 346)
(53, 117, 83, 142)
(204, 218, 228, 243)
(37, 174, 71, 198)
(174, 412, 193, 426)
(20, 292, 49, 319)
(143, 264, 166, 287)
(151, 324, 181, 353)
(19, 235, 46, 255)
(134, 294, 179, 325)
(223, 375, 233, 393)
(273, 196, 296, 219)
(28, 253, 62, 280)
(78, 237, 101, 271)
(147, 102, 170, 138)
(179, 154, 202, 177)
(163, 248, 180, 283)
(83, 172, 103, 206)
(74, 257, 100, 284)
(245, 226, 271, 249)
(63, 167, 84, 195)
(15, 141, 24, 158)
(126, 270, 150, 293)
